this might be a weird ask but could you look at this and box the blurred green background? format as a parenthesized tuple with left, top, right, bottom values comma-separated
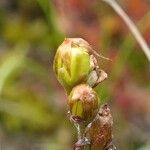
(0, 0, 150, 150)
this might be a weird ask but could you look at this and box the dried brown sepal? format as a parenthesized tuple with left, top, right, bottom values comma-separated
(72, 38, 111, 61)
(87, 54, 107, 87)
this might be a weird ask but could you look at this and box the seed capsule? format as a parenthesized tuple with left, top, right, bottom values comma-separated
(68, 84, 99, 124)
(53, 38, 107, 93)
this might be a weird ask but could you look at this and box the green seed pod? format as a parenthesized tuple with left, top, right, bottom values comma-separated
(68, 84, 99, 125)
(53, 38, 107, 93)
(53, 38, 90, 93)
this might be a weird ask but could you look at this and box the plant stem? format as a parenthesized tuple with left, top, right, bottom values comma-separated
(102, 0, 150, 61)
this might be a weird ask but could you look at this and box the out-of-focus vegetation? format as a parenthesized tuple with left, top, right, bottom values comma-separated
(0, 0, 149, 150)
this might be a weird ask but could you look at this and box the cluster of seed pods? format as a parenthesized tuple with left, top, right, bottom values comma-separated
(53, 38, 114, 150)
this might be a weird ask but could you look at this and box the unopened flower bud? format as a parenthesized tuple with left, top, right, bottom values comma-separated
(68, 84, 99, 124)
(53, 38, 107, 93)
